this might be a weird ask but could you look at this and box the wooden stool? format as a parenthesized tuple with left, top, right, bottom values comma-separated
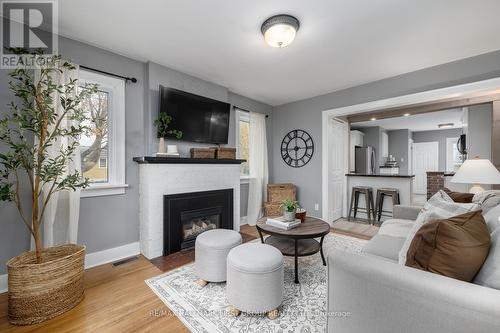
(375, 188, 400, 222)
(348, 186, 375, 222)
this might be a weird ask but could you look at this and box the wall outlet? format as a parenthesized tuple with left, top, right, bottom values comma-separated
(314, 203, 319, 211)
(401, 157, 405, 162)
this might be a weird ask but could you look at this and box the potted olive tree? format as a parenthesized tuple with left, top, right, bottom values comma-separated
(154, 112, 182, 155)
(0, 52, 96, 325)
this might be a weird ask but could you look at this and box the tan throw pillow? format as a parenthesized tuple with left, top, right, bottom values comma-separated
(406, 210, 491, 282)
(443, 187, 474, 203)
(398, 190, 480, 264)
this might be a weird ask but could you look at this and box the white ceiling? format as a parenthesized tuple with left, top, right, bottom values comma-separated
(352, 108, 464, 132)
(59, 0, 500, 106)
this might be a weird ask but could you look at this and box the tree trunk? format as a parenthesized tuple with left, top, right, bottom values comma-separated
(32, 219, 43, 263)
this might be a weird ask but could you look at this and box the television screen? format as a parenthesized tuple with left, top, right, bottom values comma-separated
(159, 86, 230, 144)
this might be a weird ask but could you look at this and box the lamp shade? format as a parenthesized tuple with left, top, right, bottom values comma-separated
(450, 159, 500, 184)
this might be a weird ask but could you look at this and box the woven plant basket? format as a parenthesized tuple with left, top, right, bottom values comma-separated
(7, 244, 85, 325)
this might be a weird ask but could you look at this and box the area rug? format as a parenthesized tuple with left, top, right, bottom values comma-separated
(145, 233, 367, 333)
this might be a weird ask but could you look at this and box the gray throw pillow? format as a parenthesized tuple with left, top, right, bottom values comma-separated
(473, 190, 500, 214)
(474, 228, 500, 290)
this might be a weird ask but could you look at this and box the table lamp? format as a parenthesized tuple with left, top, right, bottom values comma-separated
(450, 157, 500, 194)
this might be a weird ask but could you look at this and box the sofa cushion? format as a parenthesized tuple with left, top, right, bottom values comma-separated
(473, 190, 500, 214)
(363, 234, 406, 262)
(474, 228, 500, 289)
(483, 204, 500, 233)
(406, 210, 491, 282)
(398, 190, 480, 264)
(443, 187, 474, 203)
(378, 219, 415, 238)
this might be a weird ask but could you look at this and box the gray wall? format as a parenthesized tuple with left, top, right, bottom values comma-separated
(412, 128, 463, 171)
(388, 129, 411, 174)
(468, 103, 492, 160)
(272, 50, 500, 215)
(0, 37, 272, 274)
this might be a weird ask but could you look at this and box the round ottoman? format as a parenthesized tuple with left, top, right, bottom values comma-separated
(226, 243, 284, 320)
(195, 229, 242, 286)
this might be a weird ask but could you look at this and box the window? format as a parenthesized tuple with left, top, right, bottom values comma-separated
(235, 110, 250, 177)
(78, 70, 127, 197)
(99, 157, 107, 168)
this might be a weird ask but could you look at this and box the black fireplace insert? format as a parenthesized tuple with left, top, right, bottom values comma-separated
(163, 189, 233, 255)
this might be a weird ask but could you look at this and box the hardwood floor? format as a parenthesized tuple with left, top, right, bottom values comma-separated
(0, 223, 372, 332)
(331, 218, 379, 240)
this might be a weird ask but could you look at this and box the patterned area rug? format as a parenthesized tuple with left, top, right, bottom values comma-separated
(146, 233, 367, 333)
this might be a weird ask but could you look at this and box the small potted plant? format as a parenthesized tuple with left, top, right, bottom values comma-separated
(154, 112, 182, 155)
(281, 198, 299, 221)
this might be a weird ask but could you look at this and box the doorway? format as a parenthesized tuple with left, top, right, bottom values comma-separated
(412, 142, 439, 194)
(327, 117, 348, 223)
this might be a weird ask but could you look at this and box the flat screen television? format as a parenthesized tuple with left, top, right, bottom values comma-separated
(159, 86, 230, 144)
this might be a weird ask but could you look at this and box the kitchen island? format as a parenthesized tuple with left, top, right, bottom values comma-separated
(345, 173, 415, 221)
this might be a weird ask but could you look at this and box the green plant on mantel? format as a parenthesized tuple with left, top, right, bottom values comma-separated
(154, 112, 182, 139)
(0, 49, 97, 263)
(281, 198, 299, 212)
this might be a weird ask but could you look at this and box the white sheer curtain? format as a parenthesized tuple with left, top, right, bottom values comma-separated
(247, 112, 269, 226)
(32, 65, 82, 249)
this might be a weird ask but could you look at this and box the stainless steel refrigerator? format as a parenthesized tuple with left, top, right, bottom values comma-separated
(355, 146, 376, 174)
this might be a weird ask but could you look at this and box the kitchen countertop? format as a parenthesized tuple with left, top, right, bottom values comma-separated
(345, 173, 415, 178)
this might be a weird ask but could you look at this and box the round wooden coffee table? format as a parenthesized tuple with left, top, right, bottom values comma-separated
(256, 216, 331, 283)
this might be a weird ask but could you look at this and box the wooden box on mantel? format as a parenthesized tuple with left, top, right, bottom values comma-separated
(212, 147, 236, 159)
(190, 148, 216, 159)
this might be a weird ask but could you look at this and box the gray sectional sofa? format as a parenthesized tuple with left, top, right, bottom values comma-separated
(327, 205, 500, 333)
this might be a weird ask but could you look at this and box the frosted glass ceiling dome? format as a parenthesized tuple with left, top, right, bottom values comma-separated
(261, 15, 300, 48)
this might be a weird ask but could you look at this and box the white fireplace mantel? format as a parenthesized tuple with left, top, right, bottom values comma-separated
(134, 157, 243, 259)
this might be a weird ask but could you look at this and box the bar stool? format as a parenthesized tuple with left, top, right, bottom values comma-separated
(348, 186, 376, 222)
(375, 188, 400, 222)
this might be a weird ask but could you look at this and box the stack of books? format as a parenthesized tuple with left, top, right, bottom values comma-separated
(266, 216, 301, 230)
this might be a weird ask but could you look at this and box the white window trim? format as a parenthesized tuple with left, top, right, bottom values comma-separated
(235, 109, 250, 180)
(78, 69, 127, 198)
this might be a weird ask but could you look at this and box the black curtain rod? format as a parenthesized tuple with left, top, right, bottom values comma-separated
(80, 65, 137, 83)
(233, 105, 269, 118)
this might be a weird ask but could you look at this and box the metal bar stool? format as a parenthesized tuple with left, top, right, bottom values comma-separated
(375, 188, 400, 222)
(348, 186, 376, 222)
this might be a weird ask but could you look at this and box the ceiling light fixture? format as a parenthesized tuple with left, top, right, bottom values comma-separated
(438, 123, 454, 129)
(403, 113, 410, 117)
(370, 117, 377, 121)
(261, 14, 300, 48)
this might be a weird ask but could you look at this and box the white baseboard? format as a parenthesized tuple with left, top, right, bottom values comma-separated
(85, 242, 140, 269)
(240, 216, 248, 225)
(0, 274, 7, 294)
(0, 241, 141, 294)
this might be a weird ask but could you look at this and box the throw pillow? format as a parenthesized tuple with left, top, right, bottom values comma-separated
(443, 187, 474, 203)
(398, 190, 480, 264)
(406, 210, 491, 282)
(473, 190, 500, 214)
(473, 227, 500, 289)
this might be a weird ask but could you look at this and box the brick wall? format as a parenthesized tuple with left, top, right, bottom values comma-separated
(426, 171, 445, 199)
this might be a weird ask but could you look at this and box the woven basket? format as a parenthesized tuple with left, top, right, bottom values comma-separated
(7, 244, 85, 325)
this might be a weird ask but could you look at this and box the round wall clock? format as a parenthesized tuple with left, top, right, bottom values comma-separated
(281, 129, 314, 168)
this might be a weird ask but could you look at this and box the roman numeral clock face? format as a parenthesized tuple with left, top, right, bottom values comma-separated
(280, 129, 314, 168)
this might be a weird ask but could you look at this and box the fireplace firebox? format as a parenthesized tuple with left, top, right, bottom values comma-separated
(163, 189, 233, 255)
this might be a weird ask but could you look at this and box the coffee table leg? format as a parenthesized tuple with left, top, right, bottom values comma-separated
(320, 235, 326, 266)
(257, 229, 264, 244)
(294, 239, 299, 284)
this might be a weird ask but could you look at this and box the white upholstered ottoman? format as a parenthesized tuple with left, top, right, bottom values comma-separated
(226, 243, 284, 319)
(195, 229, 242, 286)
